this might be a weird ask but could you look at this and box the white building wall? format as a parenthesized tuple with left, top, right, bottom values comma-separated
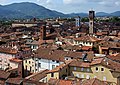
(0, 53, 15, 70)
(12, 23, 38, 27)
(35, 58, 63, 72)
(49, 60, 62, 70)
(10, 62, 18, 69)
(73, 40, 93, 46)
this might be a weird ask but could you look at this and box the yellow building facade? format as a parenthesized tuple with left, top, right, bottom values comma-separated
(47, 59, 120, 85)
(23, 57, 35, 73)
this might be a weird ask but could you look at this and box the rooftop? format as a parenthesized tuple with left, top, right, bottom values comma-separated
(9, 58, 22, 63)
(74, 35, 101, 42)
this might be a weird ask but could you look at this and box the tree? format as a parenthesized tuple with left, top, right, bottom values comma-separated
(81, 17, 89, 22)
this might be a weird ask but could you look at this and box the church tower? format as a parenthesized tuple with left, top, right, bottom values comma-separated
(75, 16, 81, 27)
(89, 10, 95, 34)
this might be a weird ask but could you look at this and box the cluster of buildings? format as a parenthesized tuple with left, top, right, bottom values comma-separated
(0, 10, 120, 85)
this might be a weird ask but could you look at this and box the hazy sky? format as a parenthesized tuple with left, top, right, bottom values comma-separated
(0, 0, 120, 14)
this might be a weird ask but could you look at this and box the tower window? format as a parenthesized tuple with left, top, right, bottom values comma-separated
(101, 68, 104, 72)
(90, 22, 92, 25)
(96, 67, 98, 72)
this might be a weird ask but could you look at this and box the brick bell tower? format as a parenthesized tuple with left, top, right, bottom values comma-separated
(40, 23, 46, 40)
(89, 10, 95, 34)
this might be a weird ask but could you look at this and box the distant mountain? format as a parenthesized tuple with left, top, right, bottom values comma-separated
(0, 2, 119, 19)
(96, 12, 110, 17)
(110, 11, 120, 16)
(0, 2, 65, 19)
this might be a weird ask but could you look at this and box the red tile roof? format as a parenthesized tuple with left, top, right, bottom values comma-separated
(6, 78, 23, 85)
(91, 57, 120, 72)
(82, 46, 92, 50)
(70, 60, 90, 68)
(90, 58, 104, 66)
(81, 78, 109, 85)
(107, 54, 120, 62)
(48, 78, 111, 85)
(0, 46, 18, 54)
(48, 78, 74, 85)
(9, 58, 22, 63)
(34, 47, 94, 62)
(25, 69, 49, 81)
(101, 47, 109, 50)
(0, 70, 11, 79)
(74, 35, 101, 42)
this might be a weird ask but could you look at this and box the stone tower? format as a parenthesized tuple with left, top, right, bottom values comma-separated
(89, 10, 95, 34)
(40, 23, 46, 40)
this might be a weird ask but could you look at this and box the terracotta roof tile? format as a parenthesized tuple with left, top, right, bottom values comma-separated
(34, 47, 94, 62)
(81, 78, 109, 85)
(82, 46, 92, 50)
(48, 78, 111, 85)
(107, 54, 120, 62)
(74, 35, 100, 42)
(0, 46, 18, 54)
(70, 60, 90, 68)
(90, 58, 104, 66)
(25, 69, 49, 81)
(101, 47, 109, 50)
(91, 57, 120, 72)
(48, 78, 74, 85)
(0, 70, 11, 79)
(6, 78, 23, 85)
(9, 58, 22, 63)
